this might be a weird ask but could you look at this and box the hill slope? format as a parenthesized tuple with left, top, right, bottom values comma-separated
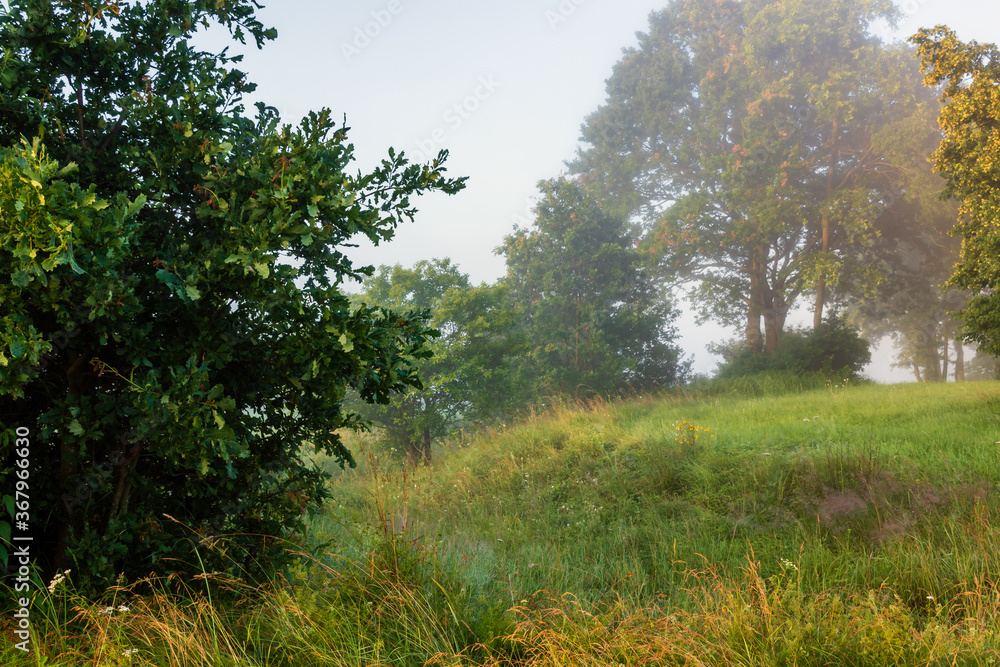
(10, 381, 1000, 666)
(318, 380, 1000, 662)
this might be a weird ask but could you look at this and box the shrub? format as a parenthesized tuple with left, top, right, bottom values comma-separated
(715, 314, 871, 379)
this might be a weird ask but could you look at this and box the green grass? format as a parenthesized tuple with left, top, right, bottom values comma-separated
(7, 380, 1000, 665)
(337, 381, 1000, 608)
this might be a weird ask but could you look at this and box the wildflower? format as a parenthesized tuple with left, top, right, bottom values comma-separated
(803, 418, 811, 422)
(927, 595, 935, 601)
(46, 569, 70, 594)
(101, 607, 115, 615)
(118, 605, 130, 613)
(762, 452, 772, 456)
(123, 649, 140, 657)
(780, 558, 799, 571)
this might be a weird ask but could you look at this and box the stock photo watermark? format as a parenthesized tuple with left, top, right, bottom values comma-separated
(899, 0, 931, 19)
(340, 0, 403, 63)
(511, 198, 538, 227)
(9, 426, 33, 652)
(546, 0, 592, 31)
(412, 75, 502, 163)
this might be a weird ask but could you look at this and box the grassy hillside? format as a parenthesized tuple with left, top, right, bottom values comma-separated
(6, 380, 1000, 665)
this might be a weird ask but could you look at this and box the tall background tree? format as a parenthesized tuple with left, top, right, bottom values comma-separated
(572, 0, 948, 356)
(351, 259, 524, 463)
(850, 194, 969, 382)
(499, 177, 687, 398)
(912, 26, 1000, 359)
(0, 0, 464, 589)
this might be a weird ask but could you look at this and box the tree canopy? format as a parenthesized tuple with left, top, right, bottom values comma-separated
(499, 177, 687, 397)
(572, 0, 944, 355)
(351, 259, 524, 463)
(912, 26, 1000, 358)
(0, 0, 464, 588)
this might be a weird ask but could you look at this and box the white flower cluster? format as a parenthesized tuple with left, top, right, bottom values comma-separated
(46, 569, 71, 594)
(780, 558, 799, 572)
(99, 605, 131, 615)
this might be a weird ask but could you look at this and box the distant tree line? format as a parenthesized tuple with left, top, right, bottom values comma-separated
(354, 0, 1000, 460)
(352, 179, 690, 462)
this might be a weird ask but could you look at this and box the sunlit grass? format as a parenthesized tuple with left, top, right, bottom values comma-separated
(6, 379, 1000, 665)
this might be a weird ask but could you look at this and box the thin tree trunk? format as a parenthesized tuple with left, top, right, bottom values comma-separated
(763, 289, 785, 355)
(954, 338, 965, 382)
(814, 119, 839, 329)
(421, 427, 432, 465)
(941, 333, 950, 382)
(814, 212, 830, 329)
(403, 432, 421, 464)
(746, 246, 765, 353)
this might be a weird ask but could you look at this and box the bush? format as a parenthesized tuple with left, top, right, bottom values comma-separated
(0, 1, 465, 593)
(715, 315, 871, 379)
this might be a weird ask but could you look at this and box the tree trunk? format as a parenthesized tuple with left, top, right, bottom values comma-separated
(954, 338, 965, 382)
(814, 212, 831, 329)
(763, 289, 786, 355)
(421, 427, 432, 465)
(813, 275, 826, 330)
(745, 246, 765, 353)
(403, 432, 421, 464)
(814, 119, 838, 330)
(941, 334, 950, 382)
(923, 344, 942, 382)
(54, 350, 89, 573)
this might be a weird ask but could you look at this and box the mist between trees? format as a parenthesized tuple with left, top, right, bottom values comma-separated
(1, 0, 999, 597)
(350, 0, 999, 462)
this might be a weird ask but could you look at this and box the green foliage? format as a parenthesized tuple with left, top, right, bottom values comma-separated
(849, 193, 968, 382)
(572, 0, 943, 353)
(714, 314, 871, 379)
(0, 0, 465, 590)
(499, 177, 687, 398)
(352, 259, 525, 462)
(912, 26, 1000, 358)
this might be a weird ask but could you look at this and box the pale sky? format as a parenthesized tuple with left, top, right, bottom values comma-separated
(208, 0, 1000, 381)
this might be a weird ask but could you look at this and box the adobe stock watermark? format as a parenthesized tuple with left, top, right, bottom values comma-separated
(411, 75, 502, 163)
(899, 0, 930, 18)
(341, 0, 404, 63)
(9, 426, 33, 652)
(546, 0, 592, 31)
(511, 198, 539, 227)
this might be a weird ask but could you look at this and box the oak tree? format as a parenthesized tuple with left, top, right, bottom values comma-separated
(0, 0, 464, 589)
(573, 0, 940, 353)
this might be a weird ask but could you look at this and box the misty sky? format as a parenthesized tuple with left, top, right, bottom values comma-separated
(206, 0, 1000, 381)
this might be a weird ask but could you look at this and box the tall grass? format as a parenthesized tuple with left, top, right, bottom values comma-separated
(5, 381, 1000, 665)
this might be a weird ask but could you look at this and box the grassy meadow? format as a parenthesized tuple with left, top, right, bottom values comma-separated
(5, 378, 1000, 665)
